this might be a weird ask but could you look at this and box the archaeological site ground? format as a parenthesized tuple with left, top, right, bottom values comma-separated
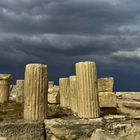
(0, 62, 140, 140)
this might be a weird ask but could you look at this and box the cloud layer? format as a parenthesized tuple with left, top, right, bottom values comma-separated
(0, 0, 140, 91)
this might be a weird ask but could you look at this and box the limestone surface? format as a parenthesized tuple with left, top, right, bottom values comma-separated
(76, 61, 100, 118)
(99, 92, 117, 107)
(116, 92, 140, 117)
(91, 129, 120, 140)
(98, 77, 114, 92)
(44, 118, 103, 140)
(44, 116, 140, 140)
(24, 64, 48, 121)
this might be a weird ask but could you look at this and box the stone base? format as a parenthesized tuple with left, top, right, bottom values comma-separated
(99, 92, 117, 108)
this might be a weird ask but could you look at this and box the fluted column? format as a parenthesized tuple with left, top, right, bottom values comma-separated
(76, 61, 100, 118)
(0, 74, 12, 103)
(16, 80, 24, 103)
(24, 64, 48, 121)
(69, 76, 78, 113)
(59, 78, 70, 107)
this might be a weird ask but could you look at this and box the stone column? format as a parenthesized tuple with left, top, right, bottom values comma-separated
(59, 78, 70, 107)
(24, 64, 48, 121)
(69, 76, 78, 113)
(16, 80, 24, 103)
(0, 74, 12, 103)
(76, 61, 100, 118)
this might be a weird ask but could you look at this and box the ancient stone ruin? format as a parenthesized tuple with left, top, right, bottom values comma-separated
(59, 77, 70, 107)
(0, 61, 140, 140)
(48, 81, 60, 104)
(16, 80, 24, 103)
(69, 75, 77, 113)
(24, 64, 48, 121)
(0, 74, 12, 103)
(76, 62, 100, 118)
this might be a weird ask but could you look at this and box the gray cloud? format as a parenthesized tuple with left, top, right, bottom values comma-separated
(0, 0, 140, 90)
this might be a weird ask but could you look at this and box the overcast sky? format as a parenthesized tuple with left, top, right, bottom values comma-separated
(0, 0, 140, 91)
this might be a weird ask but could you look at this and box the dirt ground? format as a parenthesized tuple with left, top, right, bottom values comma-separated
(0, 101, 75, 122)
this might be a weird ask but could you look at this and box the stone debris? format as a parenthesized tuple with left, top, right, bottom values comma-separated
(48, 85, 60, 104)
(44, 116, 140, 140)
(48, 81, 54, 89)
(44, 118, 103, 140)
(91, 129, 120, 140)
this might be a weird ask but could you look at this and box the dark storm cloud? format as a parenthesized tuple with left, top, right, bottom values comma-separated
(0, 0, 140, 90)
(0, 0, 140, 35)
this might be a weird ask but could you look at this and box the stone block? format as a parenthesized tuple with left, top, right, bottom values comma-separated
(99, 92, 117, 107)
(98, 77, 114, 92)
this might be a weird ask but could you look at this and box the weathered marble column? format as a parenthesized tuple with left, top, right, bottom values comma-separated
(0, 74, 12, 103)
(24, 64, 48, 121)
(16, 80, 24, 103)
(69, 76, 78, 113)
(76, 61, 100, 118)
(59, 78, 70, 107)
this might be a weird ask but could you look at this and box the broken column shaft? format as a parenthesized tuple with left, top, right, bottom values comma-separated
(0, 74, 12, 103)
(59, 78, 70, 107)
(69, 76, 78, 113)
(16, 80, 24, 103)
(24, 64, 48, 121)
(76, 61, 100, 118)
